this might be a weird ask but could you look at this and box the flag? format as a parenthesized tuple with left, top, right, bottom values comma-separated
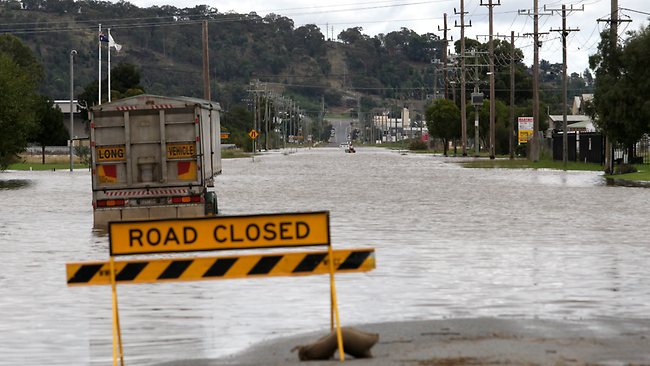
(108, 33, 122, 52)
(99, 32, 108, 43)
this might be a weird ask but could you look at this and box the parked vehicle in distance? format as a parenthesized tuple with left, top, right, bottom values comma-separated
(89, 94, 221, 228)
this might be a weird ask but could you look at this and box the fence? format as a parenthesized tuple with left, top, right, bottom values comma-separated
(552, 132, 604, 164)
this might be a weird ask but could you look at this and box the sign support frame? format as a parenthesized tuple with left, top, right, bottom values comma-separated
(327, 244, 345, 361)
(68, 212, 369, 363)
(109, 256, 125, 366)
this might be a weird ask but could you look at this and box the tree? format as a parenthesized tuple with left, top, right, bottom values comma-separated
(30, 96, 68, 164)
(589, 26, 650, 158)
(293, 24, 326, 58)
(338, 27, 367, 44)
(110, 63, 144, 96)
(0, 35, 41, 170)
(78, 62, 145, 108)
(426, 99, 460, 156)
(221, 105, 253, 151)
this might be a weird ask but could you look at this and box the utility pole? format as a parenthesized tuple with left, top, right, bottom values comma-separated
(69, 49, 77, 172)
(472, 51, 481, 157)
(520, 2, 551, 162)
(202, 20, 211, 101)
(438, 13, 450, 99)
(455, 1, 471, 156)
(478, 32, 529, 159)
(509, 32, 515, 160)
(481, 0, 500, 159)
(532, 0, 540, 162)
(357, 94, 362, 142)
(547, 4, 583, 168)
(264, 87, 270, 150)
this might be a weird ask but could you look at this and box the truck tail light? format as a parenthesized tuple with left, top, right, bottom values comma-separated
(171, 195, 202, 204)
(96, 199, 126, 207)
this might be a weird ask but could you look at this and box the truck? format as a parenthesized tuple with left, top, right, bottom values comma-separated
(89, 94, 221, 228)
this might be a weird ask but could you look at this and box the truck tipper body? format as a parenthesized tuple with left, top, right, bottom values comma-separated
(89, 95, 221, 228)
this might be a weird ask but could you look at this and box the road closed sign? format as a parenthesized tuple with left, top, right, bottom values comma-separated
(109, 211, 330, 255)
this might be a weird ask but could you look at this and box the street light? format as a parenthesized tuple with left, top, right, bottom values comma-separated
(69, 49, 77, 172)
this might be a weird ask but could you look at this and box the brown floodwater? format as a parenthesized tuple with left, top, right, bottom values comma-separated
(1, 147, 648, 365)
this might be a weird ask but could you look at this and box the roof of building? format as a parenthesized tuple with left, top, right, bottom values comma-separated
(548, 115, 593, 123)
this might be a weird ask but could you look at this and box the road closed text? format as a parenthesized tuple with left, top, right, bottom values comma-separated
(109, 212, 330, 255)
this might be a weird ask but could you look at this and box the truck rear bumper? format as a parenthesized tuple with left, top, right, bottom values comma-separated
(94, 205, 207, 229)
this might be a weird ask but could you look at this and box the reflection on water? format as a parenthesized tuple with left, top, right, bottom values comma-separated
(0, 178, 31, 190)
(605, 177, 650, 188)
(1, 150, 649, 366)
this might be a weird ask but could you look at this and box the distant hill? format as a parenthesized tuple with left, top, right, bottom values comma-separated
(0, 1, 448, 117)
(0, 1, 591, 120)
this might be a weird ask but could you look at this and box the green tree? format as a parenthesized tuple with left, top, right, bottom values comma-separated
(426, 99, 460, 156)
(78, 62, 145, 108)
(30, 96, 68, 164)
(222, 105, 253, 151)
(589, 26, 650, 157)
(0, 35, 41, 170)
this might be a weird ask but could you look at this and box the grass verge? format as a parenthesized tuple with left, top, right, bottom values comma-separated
(7, 163, 88, 170)
(461, 158, 603, 171)
(606, 165, 650, 181)
(221, 149, 251, 159)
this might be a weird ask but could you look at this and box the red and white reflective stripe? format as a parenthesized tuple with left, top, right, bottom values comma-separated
(116, 106, 138, 111)
(115, 104, 176, 111)
(105, 188, 189, 197)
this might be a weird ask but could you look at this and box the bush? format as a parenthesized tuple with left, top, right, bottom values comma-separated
(408, 139, 428, 151)
(515, 144, 527, 157)
(74, 145, 91, 165)
(612, 164, 638, 175)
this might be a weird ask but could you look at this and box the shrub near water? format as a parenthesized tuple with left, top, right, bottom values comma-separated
(409, 139, 428, 151)
(612, 164, 638, 175)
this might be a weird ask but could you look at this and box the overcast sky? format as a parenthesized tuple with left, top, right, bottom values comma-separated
(122, 0, 649, 74)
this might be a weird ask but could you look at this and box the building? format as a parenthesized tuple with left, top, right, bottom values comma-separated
(54, 100, 89, 143)
(548, 115, 596, 133)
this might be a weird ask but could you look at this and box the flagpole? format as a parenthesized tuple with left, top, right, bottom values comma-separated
(108, 28, 111, 103)
(98, 24, 102, 105)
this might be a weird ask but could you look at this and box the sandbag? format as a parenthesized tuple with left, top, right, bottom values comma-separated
(295, 332, 338, 361)
(293, 327, 379, 361)
(339, 327, 379, 358)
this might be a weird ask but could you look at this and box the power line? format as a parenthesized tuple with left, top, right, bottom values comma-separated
(620, 7, 650, 16)
(0, 1, 444, 33)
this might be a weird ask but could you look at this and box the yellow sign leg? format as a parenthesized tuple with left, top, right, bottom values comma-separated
(327, 245, 345, 361)
(109, 256, 125, 366)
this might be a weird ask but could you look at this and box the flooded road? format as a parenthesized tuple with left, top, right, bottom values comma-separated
(1, 147, 648, 365)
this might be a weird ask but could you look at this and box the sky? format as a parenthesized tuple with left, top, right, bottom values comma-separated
(123, 0, 649, 75)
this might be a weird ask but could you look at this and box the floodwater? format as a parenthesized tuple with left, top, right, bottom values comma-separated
(0, 147, 648, 365)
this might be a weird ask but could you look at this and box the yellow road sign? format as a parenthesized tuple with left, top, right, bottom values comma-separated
(248, 129, 259, 139)
(96, 146, 126, 162)
(66, 248, 375, 286)
(518, 130, 532, 144)
(166, 143, 196, 159)
(109, 211, 330, 256)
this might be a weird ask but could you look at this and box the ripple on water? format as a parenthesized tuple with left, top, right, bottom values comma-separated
(1, 150, 649, 365)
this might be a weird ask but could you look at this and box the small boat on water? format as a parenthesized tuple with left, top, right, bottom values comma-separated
(340, 142, 356, 153)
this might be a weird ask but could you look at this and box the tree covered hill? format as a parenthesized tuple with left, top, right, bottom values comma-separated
(0, 0, 448, 114)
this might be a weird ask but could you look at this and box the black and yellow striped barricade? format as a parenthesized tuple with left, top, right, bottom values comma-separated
(66, 211, 375, 365)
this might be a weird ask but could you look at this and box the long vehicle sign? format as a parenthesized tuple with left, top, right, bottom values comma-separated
(109, 211, 330, 255)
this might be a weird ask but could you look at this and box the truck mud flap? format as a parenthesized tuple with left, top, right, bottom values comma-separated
(205, 191, 218, 215)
